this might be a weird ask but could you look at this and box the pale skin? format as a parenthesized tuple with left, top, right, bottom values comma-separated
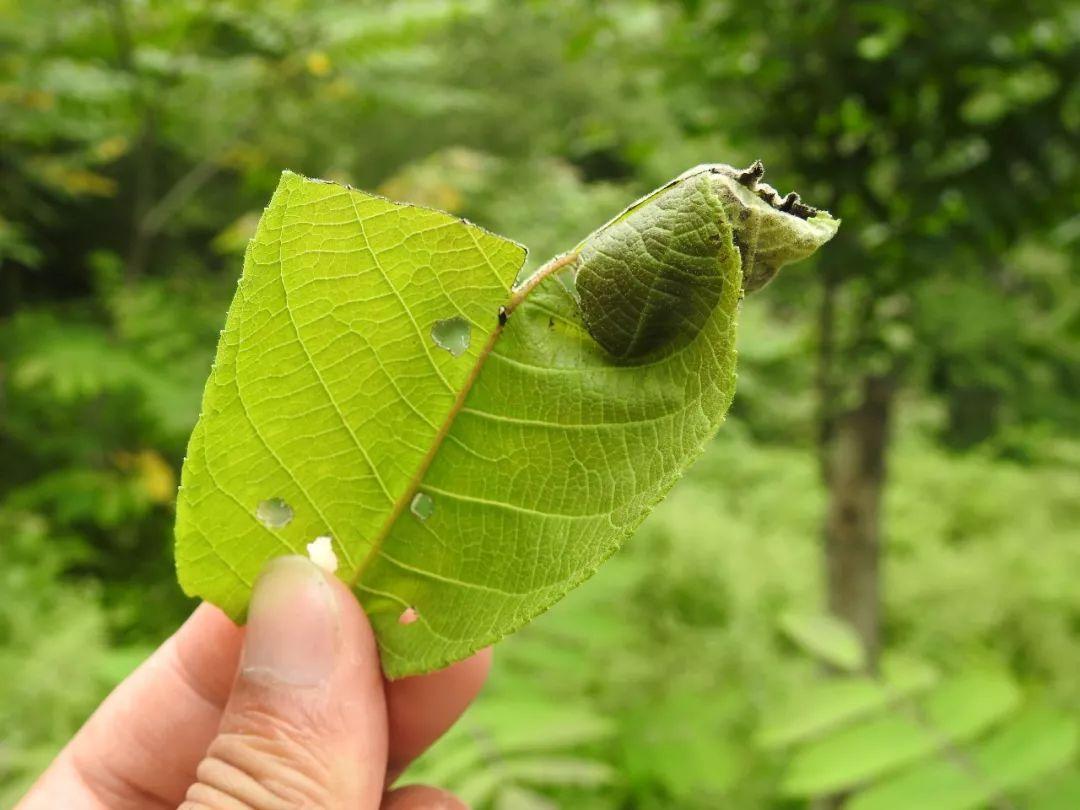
(19, 556, 490, 809)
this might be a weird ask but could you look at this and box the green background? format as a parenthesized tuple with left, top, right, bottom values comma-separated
(2, 1, 1078, 806)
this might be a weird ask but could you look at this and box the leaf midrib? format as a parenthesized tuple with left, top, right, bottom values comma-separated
(347, 249, 580, 588)
(348, 316, 507, 587)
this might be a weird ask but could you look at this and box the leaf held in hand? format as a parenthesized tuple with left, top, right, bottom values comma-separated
(175, 164, 837, 676)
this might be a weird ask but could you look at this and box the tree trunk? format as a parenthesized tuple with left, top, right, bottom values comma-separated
(822, 374, 895, 671)
(814, 370, 895, 810)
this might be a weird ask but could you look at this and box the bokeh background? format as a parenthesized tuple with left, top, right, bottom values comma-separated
(2, 1, 1079, 807)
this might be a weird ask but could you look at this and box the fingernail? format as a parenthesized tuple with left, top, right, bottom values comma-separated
(242, 555, 338, 686)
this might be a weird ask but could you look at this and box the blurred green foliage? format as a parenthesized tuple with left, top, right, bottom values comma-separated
(1, 0, 1077, 807)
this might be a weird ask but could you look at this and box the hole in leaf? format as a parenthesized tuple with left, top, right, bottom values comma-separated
(430, 316, 471, 357)
(410, 492, 435, 521)
(256, 497, 293, 529)
(398, 606, 419, 626)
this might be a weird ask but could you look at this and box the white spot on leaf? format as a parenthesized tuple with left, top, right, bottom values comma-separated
(306, 535, 338, 573)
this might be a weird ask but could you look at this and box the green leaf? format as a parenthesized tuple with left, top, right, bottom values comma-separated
(452, 756, 615, 808)
(453, 768, 504, 808)
(757, 654, 939, 749)
(779, 611, 868, 672)
(849, 709, 1079, 810)
(494, 786, 559, 810)
(464, 699, 616, 756)
(499, 756, 616, 787)
(175, 166, 837, 676)
(1030, 770, 1080, 810)
(404, 698, 615, 804)
(781, 670, 1022, 796)
(622, 691, 743, 799)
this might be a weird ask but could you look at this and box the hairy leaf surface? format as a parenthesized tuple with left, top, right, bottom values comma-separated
(175, 166, 837, 676)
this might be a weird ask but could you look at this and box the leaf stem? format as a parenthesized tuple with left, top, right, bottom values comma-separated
(505, 251, 579, 314)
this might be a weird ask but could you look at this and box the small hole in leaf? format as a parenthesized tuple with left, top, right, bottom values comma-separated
(410, 492, 435, 521)
(399, 606, 419, 626)
(430, 316, 471, 357)
(256, 498, 293, 529)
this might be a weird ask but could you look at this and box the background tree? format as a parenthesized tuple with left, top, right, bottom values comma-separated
(666, 0, 1080, 664)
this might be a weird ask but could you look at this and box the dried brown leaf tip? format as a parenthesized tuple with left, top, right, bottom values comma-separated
(736, 159, 766, 188)
(733, 160, 819, 220)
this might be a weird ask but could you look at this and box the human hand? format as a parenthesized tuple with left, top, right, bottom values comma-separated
(19, 555, 490, 809)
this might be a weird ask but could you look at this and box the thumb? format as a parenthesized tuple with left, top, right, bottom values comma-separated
(181, 556, 388, 810)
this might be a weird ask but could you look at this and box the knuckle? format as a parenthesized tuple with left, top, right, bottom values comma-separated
(182, 712, 337, 810)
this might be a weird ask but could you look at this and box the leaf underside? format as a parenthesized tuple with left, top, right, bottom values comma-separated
(176, 170, 741, 677)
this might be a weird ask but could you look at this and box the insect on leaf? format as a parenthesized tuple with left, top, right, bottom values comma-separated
(175, 164, 838, 676)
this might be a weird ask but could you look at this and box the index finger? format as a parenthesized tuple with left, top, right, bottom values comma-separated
(20, 602, 242, 809)
(385, 646, 493, 782)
